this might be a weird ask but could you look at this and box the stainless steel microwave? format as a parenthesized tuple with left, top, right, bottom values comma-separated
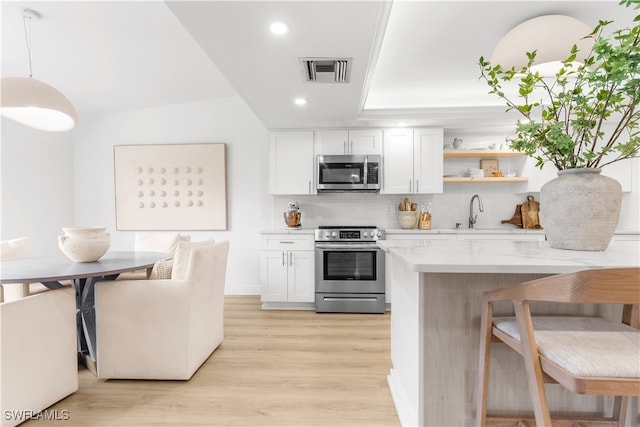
(316, 155, 381, 193)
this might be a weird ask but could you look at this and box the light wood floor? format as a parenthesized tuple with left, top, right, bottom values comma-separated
(28, 296, 399, 427)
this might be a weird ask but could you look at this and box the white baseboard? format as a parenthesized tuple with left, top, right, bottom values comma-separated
(224, 283, 260, 295)
(260, 301, 315, 310)
(387, 369, 415, 427)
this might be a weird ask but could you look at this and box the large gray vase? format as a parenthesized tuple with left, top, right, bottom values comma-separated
(540, 168, 621, 251)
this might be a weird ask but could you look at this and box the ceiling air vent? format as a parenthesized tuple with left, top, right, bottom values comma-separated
(300, 58, 352, 83)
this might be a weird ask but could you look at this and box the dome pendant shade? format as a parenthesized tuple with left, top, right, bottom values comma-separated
(1, 77, 78, 132)
(490, 15, 593, 73)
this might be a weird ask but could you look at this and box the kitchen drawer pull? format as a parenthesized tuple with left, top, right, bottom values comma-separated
(279, 241, 295, 244)
(323, 297, 378, 302)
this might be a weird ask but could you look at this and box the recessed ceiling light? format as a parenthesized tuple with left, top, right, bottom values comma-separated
(294, 98, 307, 106)
(270, 22, 289, 35)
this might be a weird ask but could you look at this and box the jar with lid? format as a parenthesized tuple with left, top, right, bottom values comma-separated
(418, 203, 432, 230)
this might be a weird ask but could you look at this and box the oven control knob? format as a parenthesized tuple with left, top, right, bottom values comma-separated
(324, 232, 331, 238)
(376, 231, 383, 237)
(331, 232, 337, 237)
(363, 231, 369, 237)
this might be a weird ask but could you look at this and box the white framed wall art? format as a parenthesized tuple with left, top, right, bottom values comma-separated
(114, 143, 227, 230)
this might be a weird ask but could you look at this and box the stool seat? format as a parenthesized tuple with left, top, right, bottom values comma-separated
(476, 268, 640, 427)
(493, 316, 640, 379)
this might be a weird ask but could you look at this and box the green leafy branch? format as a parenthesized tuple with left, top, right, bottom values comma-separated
(478, 0, 640, 170)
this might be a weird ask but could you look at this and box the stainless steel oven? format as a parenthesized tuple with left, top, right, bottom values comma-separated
(314, 226, 385, 313)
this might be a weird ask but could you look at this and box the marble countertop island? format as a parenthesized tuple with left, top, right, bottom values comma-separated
(378, 239, 640, 274)
(380, 238, 639, 426)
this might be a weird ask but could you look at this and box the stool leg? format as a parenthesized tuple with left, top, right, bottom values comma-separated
(613, 396, 628, 426)
(515, 302, 552, 426)
(476, 301, 494, 426)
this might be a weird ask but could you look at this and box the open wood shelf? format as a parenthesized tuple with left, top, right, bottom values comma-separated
(443, 150, 525, 158)
(443, 176, 528, 183)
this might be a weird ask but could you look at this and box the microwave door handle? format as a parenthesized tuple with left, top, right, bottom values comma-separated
(363, 157, 368, 186)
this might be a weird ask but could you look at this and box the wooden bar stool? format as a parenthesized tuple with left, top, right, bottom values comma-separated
(476, 268, 640, 426)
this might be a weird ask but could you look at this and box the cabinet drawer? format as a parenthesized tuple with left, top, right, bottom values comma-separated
(262, 236, 315, 251)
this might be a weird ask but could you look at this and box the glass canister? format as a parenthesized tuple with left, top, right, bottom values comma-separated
(418, 203, 432, 230)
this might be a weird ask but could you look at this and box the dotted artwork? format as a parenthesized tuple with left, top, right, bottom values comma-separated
(115, 144, 227, 230)
(134, 165, 206, 210)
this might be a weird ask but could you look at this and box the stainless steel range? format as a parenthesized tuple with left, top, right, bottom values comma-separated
(314, 226, 385, 313)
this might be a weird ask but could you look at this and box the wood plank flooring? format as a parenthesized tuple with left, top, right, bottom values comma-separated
(28, 296, 399, 426)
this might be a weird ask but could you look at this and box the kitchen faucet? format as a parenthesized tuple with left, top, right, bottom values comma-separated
(469, 194, 484, 229)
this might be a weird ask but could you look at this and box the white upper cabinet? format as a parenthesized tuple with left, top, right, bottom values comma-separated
(269, 131, 315, 195)
(315, 130, 382, 155)
(382, 128, 443, 194)
(382, 128, 414, 194)
(413, 128, 444, 193)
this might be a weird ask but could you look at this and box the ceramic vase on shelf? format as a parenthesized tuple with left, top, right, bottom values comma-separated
(58, 226, 110, 262)
(540, 168, 621, 251)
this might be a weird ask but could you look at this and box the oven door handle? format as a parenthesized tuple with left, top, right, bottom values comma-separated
(315, 243, 381, 250)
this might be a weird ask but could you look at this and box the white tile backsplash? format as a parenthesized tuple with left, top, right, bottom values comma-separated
(272, 187, 544, 231)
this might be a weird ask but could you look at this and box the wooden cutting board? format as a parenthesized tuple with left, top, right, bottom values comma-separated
(501, 204, 523, 227)
(520, 195, 542, 229)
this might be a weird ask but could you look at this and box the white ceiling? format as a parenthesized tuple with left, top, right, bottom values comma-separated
(1, 1, 635, 130)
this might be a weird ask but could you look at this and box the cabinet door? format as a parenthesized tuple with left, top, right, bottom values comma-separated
(260, 251, 288, 302)
(349, 129, 382, 155)
(315, 130, 348, 155)
(287, 250, 315, 302)
(413, 128, 443, 194)
(382, 128, 414, 194)
(269, 131, 314, 194)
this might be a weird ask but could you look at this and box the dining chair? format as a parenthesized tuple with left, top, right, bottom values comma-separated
(116, 231, 192, 280)
(0, 287, 78, 427)
(95, 240, 229, 380)
(476, 268, 640, 426)
(0, 237, 34, 301)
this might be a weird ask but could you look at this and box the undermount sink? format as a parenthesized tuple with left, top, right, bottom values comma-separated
(444, 227, 540, 233)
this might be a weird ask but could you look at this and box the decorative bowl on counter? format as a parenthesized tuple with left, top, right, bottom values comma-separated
(58, 226, 110, 262)
(398, 211, 418, 229)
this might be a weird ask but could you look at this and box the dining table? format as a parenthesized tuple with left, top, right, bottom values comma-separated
(0, 251, 165, 370)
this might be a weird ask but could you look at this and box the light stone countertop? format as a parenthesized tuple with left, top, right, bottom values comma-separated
(260, 228, 315, 235)
(377, 239, 640, 275)
(386, 228, 545, 235)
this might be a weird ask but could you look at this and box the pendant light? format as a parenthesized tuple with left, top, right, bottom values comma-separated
(1, 8, 78, 132)
(490, 15, 593, 76)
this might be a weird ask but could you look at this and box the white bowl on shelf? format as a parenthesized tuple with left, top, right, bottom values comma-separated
(467, 168, 484, 178)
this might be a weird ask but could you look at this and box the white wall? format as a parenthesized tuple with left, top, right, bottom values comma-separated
(1, 118, 74, 256)
(70, 96, 270, 294)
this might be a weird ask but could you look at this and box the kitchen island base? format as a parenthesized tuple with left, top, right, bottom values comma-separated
(385, 252, 638, 426)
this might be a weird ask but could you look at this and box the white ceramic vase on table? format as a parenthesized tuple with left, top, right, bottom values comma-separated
(58, 226, 110, 262)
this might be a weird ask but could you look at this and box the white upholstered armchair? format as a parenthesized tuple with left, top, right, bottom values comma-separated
(0, 287, 78, 427)
(95, 240, 229, 380)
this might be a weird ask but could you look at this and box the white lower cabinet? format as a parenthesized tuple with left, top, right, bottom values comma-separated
(260, 234, 315, 308)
